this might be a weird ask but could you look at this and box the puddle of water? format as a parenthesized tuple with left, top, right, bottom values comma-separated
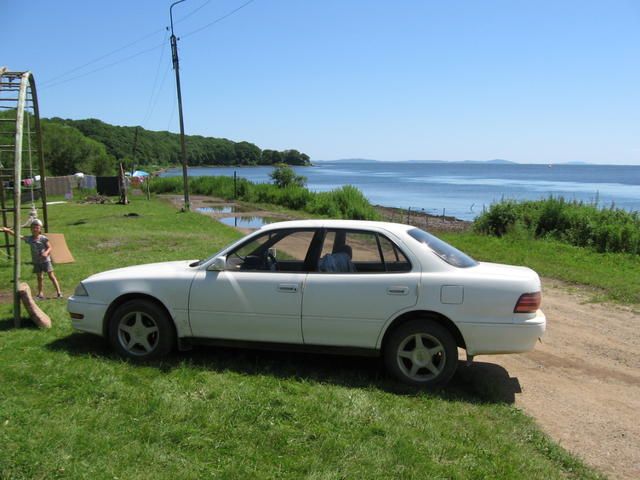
(219, 216, 281, 228)
(196, 205, 252, 214)
(197, 206, 233, 214)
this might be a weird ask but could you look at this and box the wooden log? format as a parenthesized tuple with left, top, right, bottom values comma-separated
(18, 282, 52, 329)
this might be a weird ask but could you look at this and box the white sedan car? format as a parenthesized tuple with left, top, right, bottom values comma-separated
(68, 220, 545, 387)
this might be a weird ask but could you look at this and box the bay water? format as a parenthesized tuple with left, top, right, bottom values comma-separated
(161, 160, 640, 221)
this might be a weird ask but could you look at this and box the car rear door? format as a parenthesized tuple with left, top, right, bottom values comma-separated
(302, 229, 420, 348)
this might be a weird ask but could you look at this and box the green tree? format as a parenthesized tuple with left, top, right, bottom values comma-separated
(261, 149, 282, 165)
(234, 141, 261, 165)
(281, 149, 311, 166)
(269, 164, 307, 188)
(41, 121, 115, 176)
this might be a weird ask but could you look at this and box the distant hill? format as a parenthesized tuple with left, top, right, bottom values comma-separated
(327, 158, 516, 164)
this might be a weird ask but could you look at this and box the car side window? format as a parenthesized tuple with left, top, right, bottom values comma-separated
(378, 235, 412, 272)
(318, 229, 411, 273)
(227, 230, 315, 272)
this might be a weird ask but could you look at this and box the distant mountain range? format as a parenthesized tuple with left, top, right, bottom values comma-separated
(322, 158, 593, 165)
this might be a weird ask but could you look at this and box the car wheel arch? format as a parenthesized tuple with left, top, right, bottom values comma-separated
(102, 293, 176, 339)
(379, 310, 466, 353)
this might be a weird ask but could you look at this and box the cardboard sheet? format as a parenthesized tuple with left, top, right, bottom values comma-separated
(47, 233, 75, 264)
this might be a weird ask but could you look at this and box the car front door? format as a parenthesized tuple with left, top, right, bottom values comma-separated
(188, 229, 317, 343)
(302, 229, 420, 348)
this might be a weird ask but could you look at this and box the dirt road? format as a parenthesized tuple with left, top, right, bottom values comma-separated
(476, 279, 640, 480)
(180, 195, 639, 478)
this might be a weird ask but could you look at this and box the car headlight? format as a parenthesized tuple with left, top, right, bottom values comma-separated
(74, 283, 89, 297)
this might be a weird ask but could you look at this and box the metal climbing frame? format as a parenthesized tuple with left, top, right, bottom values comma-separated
(0, 68, 49, 326)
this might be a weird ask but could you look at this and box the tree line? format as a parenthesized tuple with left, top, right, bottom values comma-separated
(0, 111, 311, 177)
(44, 118, 311, 176)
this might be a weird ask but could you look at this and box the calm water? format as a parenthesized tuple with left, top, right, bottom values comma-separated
(162, 161, 640, 221)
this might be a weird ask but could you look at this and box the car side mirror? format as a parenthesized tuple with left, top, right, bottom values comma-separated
(208, 256, 227, 271)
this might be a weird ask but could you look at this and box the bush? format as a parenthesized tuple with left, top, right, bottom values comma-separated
(269, 164, 306, 188)
(307, 185, 379, 220)
(149, 176, 378, 220)
(474, 197, 640, 254)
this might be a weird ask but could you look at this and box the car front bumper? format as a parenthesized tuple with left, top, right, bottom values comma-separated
(67, 295, 108, 336)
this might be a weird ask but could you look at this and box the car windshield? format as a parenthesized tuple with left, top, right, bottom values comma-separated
(407, 228, 478, 268)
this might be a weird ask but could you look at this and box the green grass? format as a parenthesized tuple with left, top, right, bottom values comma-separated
(0, 196, 604, 479)
(441, 231, 640, 304)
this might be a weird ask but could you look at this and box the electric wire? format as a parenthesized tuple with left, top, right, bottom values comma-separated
(39, 0, 212, 88)
(39, 28, 165, 87)
(181, 0, 256, 40)
(40, 0, 258, 90)
(141, 29, 170, 126)
(41, 42, 165, 90)
(143, 64, 172, 129)
(176, 0, 213, 24)
(167, 95, 178, 131)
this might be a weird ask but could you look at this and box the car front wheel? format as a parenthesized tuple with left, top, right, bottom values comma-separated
(384, 319, 458, 387)
(109, 299, 175, 360)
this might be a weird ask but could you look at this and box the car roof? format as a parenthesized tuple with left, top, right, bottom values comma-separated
(257, 219, 415, 236)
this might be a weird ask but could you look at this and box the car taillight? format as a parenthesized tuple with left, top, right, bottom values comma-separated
(514, 292, 541, 313)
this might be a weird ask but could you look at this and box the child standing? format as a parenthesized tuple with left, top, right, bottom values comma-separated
(2, 219, 63, 299)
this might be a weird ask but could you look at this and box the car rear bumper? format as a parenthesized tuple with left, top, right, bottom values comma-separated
(67, 296, 108, 336)
(458, 310, 546, 355)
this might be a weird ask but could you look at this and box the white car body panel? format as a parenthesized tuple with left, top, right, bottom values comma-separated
(302, 271, 420, 347)
(68, 219, 546, 359)
(188, 270, 305, 343)
(69, 260, 197, 338)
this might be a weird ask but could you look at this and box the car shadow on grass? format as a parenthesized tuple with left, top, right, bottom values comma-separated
(47, 332, 521, 405)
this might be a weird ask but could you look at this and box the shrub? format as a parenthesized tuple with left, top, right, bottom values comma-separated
(474, 197, 640, 254)
(269, 164, 307, 188)
(149, 175, 378, 221)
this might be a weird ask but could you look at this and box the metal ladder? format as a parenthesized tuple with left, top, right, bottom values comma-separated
(0, 67, 49, 326)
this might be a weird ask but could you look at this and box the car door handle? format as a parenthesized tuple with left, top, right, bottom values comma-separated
(387, 286, 409, 295)
(278, 284, 298, 293)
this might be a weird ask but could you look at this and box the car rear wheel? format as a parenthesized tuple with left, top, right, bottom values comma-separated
(384, 319, 458, 387)
(109, 299, 174, 360)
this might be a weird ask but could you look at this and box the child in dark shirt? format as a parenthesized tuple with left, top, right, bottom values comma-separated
(2, 219, 63, 299)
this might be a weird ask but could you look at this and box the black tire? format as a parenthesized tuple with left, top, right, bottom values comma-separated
(108, 299, 175, 360)
(384, 319, 458, 388)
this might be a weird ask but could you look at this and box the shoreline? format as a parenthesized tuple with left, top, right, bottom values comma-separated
(165, 194, 472, 233)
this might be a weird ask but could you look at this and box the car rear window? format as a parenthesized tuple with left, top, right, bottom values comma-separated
(407, 228, 478, 268)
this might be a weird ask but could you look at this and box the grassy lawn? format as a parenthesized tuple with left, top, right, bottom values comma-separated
(0, 196, 604, 479)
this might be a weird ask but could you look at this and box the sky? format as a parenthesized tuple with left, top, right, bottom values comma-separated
(3, 0, 640, 164)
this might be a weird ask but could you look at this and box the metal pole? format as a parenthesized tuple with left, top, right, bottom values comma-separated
(170, 0, 190, 211)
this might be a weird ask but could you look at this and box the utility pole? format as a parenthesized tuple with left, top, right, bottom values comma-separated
(170, 0, 190, 211)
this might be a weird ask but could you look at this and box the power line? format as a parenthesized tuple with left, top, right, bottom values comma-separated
(39, 0, 213, 88)
(40, 0, 258, 90)
(41, 42, 166, 90)
(143, 64, 172, 129)
(40, 28, 165, 87)
(182, 0, 256, 40)
(142, 30, 170, 126)
(177, 0, 213, 24)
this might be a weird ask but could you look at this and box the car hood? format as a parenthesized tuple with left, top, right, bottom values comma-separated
(85, 260, 198, 283)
